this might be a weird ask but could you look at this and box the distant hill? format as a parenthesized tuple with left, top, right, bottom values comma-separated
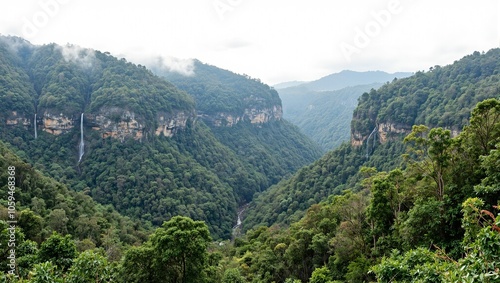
(273, 80, 307, 89)
(299, 70, 412, 91)
(277, 70, 412, 150)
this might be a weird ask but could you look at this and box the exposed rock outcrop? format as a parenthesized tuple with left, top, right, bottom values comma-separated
(201, 105, 283, 127)
(351, 122, 411, 147)
(88, 108, 193, 140)
(5, 111, 30, 127)
(377, 122, 411, 143)
(155, 111, 190, 137)
(42, 113, 75, 135)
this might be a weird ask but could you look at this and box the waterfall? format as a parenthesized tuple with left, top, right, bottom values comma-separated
(78, 113, 84, 162)
(365, 126, 378, 158)
(34, 114, 37, 139)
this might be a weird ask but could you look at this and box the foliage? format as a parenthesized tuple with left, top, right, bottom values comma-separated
(279, 83, 382, 151)
(121, 216, 212, 283)
(66, 249, 117, 282)
(156, 60, 282, 116)
(352, 49, 500, 138)
(37, 232, 78, 271)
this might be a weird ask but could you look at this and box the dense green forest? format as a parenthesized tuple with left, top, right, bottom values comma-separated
(153, 59, 282, 116)
(0, 36, 195, 126)
(1, 98, 498, 282)
(352, 49, 500, 137)
(228, 98, 500, 282)
(1, 34, 499, 282)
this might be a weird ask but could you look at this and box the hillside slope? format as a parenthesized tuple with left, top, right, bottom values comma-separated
(279, 83, 382, 150)
(244, 49, 500, 229)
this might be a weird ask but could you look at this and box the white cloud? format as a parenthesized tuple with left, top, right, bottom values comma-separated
(150, 56, 195, 77)
(0, 0, 498, 84)
(58, 44, 95, 69)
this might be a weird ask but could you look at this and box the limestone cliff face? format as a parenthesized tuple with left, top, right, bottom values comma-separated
(5, 108, 192, 140)
(245, 105, 283, 124)
(5, 111, 75, 135)
(5, 111, 30, 127)
(377, 122, 411, 143)
(351, 122, 463, 147)
(89, 107, 193, 140)
(90, 109, 144, 141)
(155, 111, 190, 137)
(351, 122, 411, 147)
(42, 113, 75, 135)
(202, 105, 283, 127)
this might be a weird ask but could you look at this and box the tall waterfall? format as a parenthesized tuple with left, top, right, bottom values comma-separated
(34, 114, 37, 139)
(78, 113, 84, 162)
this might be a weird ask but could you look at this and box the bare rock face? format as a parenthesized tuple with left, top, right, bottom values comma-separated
(155, 111, 190, 137)
(351, 122, 411, 147)
(203, 105, 283, 127)
(91, 109, 144, 141)
(6, 111, 30, 127)
(88, 108, 193, 141)
(245, 105, 283, 124)
(42, 113, 75, 135)
(377, 122, 411, 143)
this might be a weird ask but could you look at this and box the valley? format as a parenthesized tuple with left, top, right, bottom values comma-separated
(0, 35, 499, 282)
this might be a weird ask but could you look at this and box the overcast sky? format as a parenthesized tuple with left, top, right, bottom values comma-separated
(1, 0, 498, 84)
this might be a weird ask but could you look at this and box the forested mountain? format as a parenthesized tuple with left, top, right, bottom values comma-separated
(231, 98, 500, 282)
(0, 140, 149, 275)
(2, 98, 499, 282)
(277, 71, 412, 151)
(152, 60, 323, 186)
(279, 83, 382, 150)
(232, 50, 500, 282)
(245, 49, 500, 230)
(0, 36, 321, 240)
(352, 49, 500, 144)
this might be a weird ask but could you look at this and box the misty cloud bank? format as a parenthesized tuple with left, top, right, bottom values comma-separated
(143, 56, 195, 76)
(58, 44, 96, 69)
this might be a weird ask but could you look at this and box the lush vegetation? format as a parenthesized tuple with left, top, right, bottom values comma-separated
(352, 49, 500, 137)
(217, 98, 500, 282)
(246, 49, 500, 231)
(1, 35, 499, 282)
(2, 98, 498, 282)
(279, 83, 382, 150)
(154, 59, 282, 116)
(0, 140, 149, 275)
(0, 36, 195, 126)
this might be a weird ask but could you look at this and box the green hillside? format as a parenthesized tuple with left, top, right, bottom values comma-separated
(279, 83, 382, 150)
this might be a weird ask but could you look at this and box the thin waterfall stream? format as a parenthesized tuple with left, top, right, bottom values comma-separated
(78, 113, 84, 162)
(34, 114, 37, 139)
